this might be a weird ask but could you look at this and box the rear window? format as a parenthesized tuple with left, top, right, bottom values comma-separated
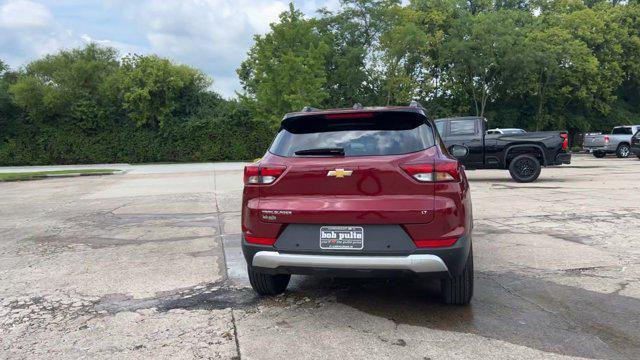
(270, 112, 435, 157)
(612, 127, 632, 135)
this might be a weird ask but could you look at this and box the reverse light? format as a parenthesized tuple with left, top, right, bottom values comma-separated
(414, 238, 458, 248)
(244, 165, 286, 185)
(401, 161, 460, 182)
(400, 164, 434, 182)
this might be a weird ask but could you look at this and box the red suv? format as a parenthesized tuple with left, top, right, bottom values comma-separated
(241, 104, 474, 305)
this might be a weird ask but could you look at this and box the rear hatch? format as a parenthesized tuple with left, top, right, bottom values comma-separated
(256, 110, 437, 225)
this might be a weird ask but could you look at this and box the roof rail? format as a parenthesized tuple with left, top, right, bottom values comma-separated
(301, 106, 319, 112)
(409, 100, 424, 108)
(352, 103, 363, 110)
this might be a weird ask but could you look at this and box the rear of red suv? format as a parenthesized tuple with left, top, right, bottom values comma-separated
(241, 106, 474, 304)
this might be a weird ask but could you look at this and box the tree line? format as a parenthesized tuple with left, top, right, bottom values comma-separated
(2, 0, 640, 165)
(0, 47, 273, 165)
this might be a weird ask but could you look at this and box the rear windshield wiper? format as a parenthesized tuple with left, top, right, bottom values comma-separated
(294, 147, 345, 156)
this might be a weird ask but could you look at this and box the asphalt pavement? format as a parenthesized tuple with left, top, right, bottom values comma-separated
(1, 154, 639, 359)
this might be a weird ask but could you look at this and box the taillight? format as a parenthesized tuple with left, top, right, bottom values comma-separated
(434, 161, 461, 181)
(401, 161, 460, 182)
(243, 165, 286, 185)
(260, 166, 286, 184)
(560, 133, 568, 150)
(604, 135, 610, 143)
(244, 165, 260, 184)
(400, 163, 434, 182)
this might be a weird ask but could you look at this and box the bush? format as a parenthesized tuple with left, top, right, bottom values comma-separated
(0, 45, 276, 165)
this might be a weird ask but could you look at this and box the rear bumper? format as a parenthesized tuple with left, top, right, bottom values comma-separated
(242, 234, 471, 278)
(583, 146, 610, 153)
(253, 252, 448, 273)
(554, 152, 571, 165)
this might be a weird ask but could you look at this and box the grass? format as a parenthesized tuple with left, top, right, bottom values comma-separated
(0, 169, 120, 182)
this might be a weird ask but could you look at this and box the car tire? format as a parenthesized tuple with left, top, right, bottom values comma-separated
(508, 154, 541, 183)
(441, 247, 474, 305)
(247, 266, 290, 296)
(616, 144, 630, 158)
(593, 151, 606, 158)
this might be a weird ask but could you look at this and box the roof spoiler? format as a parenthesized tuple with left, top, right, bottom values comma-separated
(409, 100, 425, 109)
(301, 101, 424, 112)
(301, 103, 365, 112)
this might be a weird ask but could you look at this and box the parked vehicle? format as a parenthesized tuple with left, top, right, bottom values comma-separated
(434, 116, 571, 182)
(583, 125, 640, 158)
(486, 128, 526, 135)
(632, 131, 640, 159)
(242, 104, 474, 305)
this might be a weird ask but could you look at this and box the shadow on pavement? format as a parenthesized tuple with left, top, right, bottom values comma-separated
(467, 177, 568, 183)
(286, 272, 639, 359)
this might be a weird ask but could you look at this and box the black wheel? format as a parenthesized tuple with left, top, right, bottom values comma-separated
(247, 266, 290, 296)
(593, 151, 606, 158)
(441, 247, 474, 305)
(508, 154, 541, 183)
(616, 144, 630, 158)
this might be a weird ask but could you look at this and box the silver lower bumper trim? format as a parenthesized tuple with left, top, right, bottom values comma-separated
(252, 251, 448, 273)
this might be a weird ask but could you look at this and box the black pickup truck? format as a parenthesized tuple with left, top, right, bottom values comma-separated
(434, 116, 571, 182)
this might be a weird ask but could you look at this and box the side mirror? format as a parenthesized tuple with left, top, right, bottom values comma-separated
(448, 145, 469, 160)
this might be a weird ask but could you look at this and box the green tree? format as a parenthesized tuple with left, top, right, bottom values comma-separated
(118, 55, 211, 128)
(238, 4, 331, 122)
(9, 44, 120, 131)
(521, 6, 624, 131)
(439, 11, 533, 117)
(0, 60, 19, 138)
(317, 0, 398, 106)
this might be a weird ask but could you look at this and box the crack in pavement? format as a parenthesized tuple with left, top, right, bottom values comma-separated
(0, 281, 258, 331)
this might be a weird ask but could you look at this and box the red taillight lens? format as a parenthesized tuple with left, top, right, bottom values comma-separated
(400, 161, 460, 182)
(560, 133, 568, 150)
(604, 135, 610, 143)
(434, 161, 461, 181)
(400, 163, 434, 182)
(414, 238, 458, 248)
(325, 112, 374, 119)
(245, 235, 276, 246)
(244, 165, 260, 184)
(260, 166, 286, 184)
(243, 165, 286, 185)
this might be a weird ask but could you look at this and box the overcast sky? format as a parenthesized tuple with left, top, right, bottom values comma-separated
(0, 0, 340, 97)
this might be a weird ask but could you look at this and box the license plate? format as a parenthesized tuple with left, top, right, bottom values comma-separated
(319, 226, 364, 250)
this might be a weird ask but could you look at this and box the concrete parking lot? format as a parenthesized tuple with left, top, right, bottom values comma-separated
(1, 155, 639, 359)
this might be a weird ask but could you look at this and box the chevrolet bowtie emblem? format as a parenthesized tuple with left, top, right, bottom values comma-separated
(327, 169, 353, 178)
